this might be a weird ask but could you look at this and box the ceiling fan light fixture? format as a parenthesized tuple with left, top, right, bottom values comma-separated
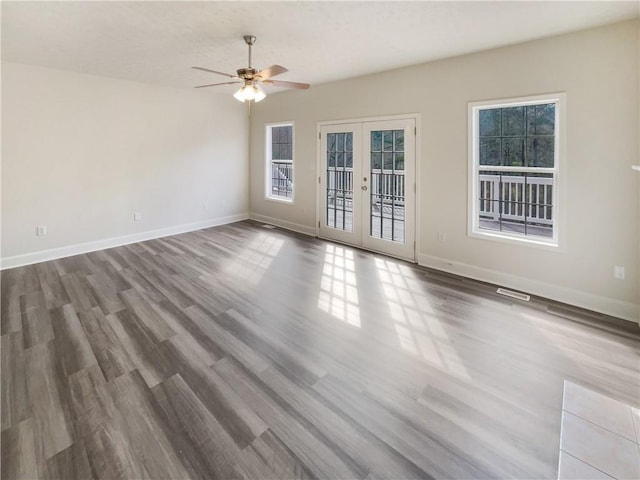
(233, 83, 266, 103)
(233, 86, 247, 102)
(254, 83, 266, 102)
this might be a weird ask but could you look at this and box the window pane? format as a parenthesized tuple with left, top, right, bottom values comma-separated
(502, 107, 525, 136)
(345, 132, 353, 152)
(383, 131, 393, 152)
(268, 124, 293, 200)
(394, 130, 404, 152)
(479, 138, 501, 166)
(527, 137, 554, 167)
(371, 131, 382, 152)
(336, 152, 344, 168)
(328, 152, 336, 168)
(479, 109, 501, 136)
(502, 137, 525, 166)
(394, 152, 405, 171)
(336, 133, 345, 152)
(371, 152, 382, 170)
(383, 152, 393, 170)
(477, 170, 553, 239)
(327, 133, 336, 152)
(527, 103, 555, 135)
(345, 152, 353, 168)
(271, 125, 293, 161)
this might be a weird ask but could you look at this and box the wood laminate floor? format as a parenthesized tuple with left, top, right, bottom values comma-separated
(1, 220, 638, 479)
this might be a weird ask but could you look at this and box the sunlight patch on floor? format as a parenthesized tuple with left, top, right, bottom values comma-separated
(375, 258, 470, 379)
(225, 232, 285, 285)
(317, 244, 361, 327)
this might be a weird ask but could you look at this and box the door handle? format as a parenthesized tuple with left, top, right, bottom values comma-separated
(361, 185, 368, 191)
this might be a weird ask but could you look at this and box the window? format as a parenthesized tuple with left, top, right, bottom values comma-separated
(469, 94, 565, 247)
(266, 123, 294, 202)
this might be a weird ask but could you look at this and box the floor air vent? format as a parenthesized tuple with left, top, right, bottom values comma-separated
(261, 224, 277, 229)
(496, 288, 530, 302)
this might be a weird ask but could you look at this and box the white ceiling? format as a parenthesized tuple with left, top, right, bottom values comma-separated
(2, 1, 638, 94)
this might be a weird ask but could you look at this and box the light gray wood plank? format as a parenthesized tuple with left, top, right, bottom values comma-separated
(215, 357, 363, 479)
(68, 363, 115, 439)
(50, 304, 99, 376)
(1, 332, 31, 431)
(20, 291, 54, 348)
(151, 373, 265, 480)
(85, 272, 126, 315)
(106, 371, 192, 480)
(160, 336, 268, 449)
(35, 261, 70, 310)
(313, 373, 488, 479)
(117, 289, 175, 343)
(105, 310, 174, 388)
(1, 418, 39, 480)
(44, 442, 94, 480)
(25, 341, 74, 463)
(83, 423, 150, 480)
(183, 305, 270, 374)
(60, 272, 99, 313)
(1, 269, 25, 334)
(77, 307, 135, 381)
(258, 365, 429, 479)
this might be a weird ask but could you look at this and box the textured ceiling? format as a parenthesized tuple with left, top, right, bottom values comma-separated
(2, 1, 638, 94)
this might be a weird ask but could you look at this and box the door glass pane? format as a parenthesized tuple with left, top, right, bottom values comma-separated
(326, 132, 353, 231)
(370, 129, 405, 243)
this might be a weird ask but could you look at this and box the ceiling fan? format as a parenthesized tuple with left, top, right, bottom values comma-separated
(192, 35, 310, 102)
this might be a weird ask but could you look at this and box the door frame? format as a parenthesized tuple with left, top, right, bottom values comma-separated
(316, 113, 421, 262)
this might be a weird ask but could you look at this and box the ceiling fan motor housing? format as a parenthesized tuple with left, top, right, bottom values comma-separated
(237, 68, 257, 80)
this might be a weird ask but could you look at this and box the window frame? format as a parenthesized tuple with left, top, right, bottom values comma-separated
(265, 122, 295, 204)
(467, 93, 566, 250)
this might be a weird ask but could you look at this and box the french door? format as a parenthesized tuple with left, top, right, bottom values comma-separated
(318, 117, 416, 261)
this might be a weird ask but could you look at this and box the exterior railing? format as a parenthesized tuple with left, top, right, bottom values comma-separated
(271, 161, 293, 198)
(327, 168, 404, 206)
(323, 170, 550, 225)
(479, 174, 553, 225)
(371, 170, 404, 205)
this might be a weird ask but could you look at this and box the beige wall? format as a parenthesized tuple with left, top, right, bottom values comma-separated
(2, 62, 249, 266)
(249, 20, 640, 321)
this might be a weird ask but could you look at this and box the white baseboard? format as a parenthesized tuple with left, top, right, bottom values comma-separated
(0, 213, 249, 270)
(418, 253, 639, 324)
(249, 213, 317, 237)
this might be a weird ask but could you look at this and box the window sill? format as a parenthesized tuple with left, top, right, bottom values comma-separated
(468, 228, 561, 252)
(265, 196, 295, 205)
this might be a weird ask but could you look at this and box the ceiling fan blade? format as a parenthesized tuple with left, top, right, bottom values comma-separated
(263, 79, 310, 90)
(194, 81, 243, 88)
(256, 65, 288, 80)
(192, 66, 238, 79)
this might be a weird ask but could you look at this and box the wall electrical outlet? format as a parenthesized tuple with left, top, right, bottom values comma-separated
(133, 212, 142, 222)
(36, 225, 47, 237)
(613, 265, 625, 280)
